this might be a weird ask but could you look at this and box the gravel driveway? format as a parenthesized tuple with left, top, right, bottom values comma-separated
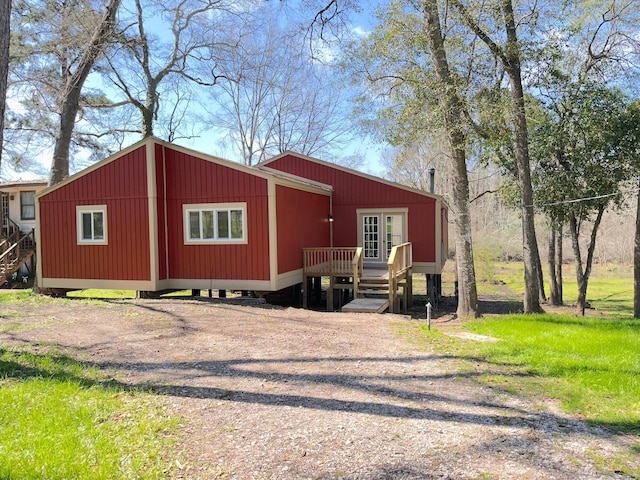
(1, 297, 637, 479)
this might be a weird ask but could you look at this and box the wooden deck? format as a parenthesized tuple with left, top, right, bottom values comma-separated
(302, 243, 413, 314)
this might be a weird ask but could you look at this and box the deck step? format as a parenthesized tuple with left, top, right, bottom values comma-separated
(358, 283, 390, 289)
(342, 298, 389, 313)
(358, 289, 390, 295)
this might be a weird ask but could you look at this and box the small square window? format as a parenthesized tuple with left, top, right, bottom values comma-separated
(77, 205, 107, 244)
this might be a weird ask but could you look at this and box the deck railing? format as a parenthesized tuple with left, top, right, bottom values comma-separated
(352, 247, 363, 294)
(387, 242, 413, 313)
(303, 247, 360, 276)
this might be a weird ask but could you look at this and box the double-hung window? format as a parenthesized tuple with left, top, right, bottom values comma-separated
(20, 191, 36, 220)
(77, 205, 107, 244)
(184, 203, 246, 244)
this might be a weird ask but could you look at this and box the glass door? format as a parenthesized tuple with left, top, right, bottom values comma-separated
(385, 214, 403, 259)
(363, 215, 379, 260)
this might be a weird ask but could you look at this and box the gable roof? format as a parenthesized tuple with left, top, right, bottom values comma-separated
(36, 138, 332, 199)
(259, 151, 445, 202)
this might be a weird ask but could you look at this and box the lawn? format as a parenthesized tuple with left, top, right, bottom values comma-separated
(431, 261, 640, 436)
(0, 348, 180, 479)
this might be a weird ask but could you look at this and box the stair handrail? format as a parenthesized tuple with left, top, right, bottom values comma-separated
(387, 242, 412, 313)
(0, 229, 35, 267)
(352, 247, 363, 297)
(1, 218, 21, 244)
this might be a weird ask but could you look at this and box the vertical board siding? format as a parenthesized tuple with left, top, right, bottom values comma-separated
(267, 155, 438, 263)
(276, 185, 331, 274)
(39, 146, 151, 280)
(163, 147, 270, 280)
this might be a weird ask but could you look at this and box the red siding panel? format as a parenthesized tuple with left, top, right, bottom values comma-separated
(163, 146, 270, 281)
(276, 185, 331, 274)
(267, 155, 437, 263)
(39, 146, 151, 280)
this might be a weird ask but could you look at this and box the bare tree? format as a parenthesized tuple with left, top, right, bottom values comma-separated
(206, 6, 352, 165)
(103, 0, 230, 139)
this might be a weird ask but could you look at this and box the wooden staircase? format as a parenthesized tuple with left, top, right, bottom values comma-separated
(0, 228, 36, 286)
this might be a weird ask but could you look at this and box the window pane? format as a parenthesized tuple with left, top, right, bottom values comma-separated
(217, 211, 229, 238)
(82, 213, 92, 240)
(93, 212, 104, 240)
(189, 211, 200, 239)
(230, 210, 243, 239)
(21, 191, 35, 220)
(202, 211, 214, 239)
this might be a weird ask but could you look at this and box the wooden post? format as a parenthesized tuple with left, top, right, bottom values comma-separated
(327, 275, 334, 311)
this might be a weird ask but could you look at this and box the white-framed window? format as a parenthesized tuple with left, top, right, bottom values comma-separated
(20, 191, 36, 220)
(184, 203, 247, 244)
(77, 205, 108, 245)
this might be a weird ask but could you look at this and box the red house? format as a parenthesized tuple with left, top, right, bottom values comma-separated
(35, 138, 332, 293)
(36, 138, 448, 311)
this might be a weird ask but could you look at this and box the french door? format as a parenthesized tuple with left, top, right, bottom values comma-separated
(361, 211, 405, 263)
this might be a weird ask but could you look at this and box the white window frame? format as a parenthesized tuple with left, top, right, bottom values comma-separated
(183, 202, 247, 245)
(76, 205, 108, 245)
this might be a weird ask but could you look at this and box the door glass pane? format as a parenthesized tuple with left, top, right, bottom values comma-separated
(93, 212, 104, 240)
(386, 215, 402, 256)
(217, 210, 229, 238)
(189, 211, 200, 239)
(202, 210, 214, 239)
(230, 210, 243, 239)
(363, 216, 379, 259)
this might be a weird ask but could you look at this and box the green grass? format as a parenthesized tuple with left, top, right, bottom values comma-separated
(464, 315, 640, 434)
(0, 348, 179, 479)
(66, 289, 136, 299)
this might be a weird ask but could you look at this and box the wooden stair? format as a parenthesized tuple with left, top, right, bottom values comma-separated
(0, 229, 36, 285)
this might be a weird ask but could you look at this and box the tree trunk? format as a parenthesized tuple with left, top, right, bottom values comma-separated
(502, 0, 542, 313)
(48, 0, 122, 186)
(556, 222, 563, 303)
(0, 0, 10, 175)
(549, 221, 564, 305)
(569, 206, 605, 316)
(423, 0, 479, 318)
(634, 177, 640, 318)
(548, 222, 558, 304)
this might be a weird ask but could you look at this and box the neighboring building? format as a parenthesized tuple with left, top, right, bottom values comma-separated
(0, 180, 48, 238)
(0, 180, 47, 285)
(35, 137, 448, 310)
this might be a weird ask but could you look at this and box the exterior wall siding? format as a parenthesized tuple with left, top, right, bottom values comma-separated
(266, 155, 437, 263)
(38, 146, 151, 280)
(276, 185, 331, 274)
(162, 146, 271, 281)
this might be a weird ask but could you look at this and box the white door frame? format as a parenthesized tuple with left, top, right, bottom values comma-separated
(357, 208, 408, 264)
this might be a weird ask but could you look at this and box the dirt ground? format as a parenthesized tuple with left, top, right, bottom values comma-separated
(1, 296, 638, 479)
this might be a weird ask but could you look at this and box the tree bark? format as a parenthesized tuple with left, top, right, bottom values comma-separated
(449, 0, 542, 313)
(569, 206, 605, 316)
(0, 0, 10, 175)
(548, 222, 558, 304)
(548, 221, 564, 305)
(49, 0, 122, 186)
(501, 0, 543, 313)
(423, 0, 479, 318)
(634, 177, 640, 318)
